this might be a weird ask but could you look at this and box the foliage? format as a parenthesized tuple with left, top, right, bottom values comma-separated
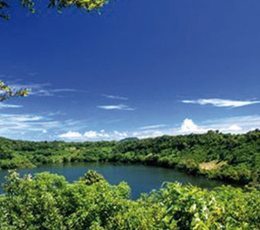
(0, 81, 29, 102)
(0, 170, 259, 229)
(0, 130, 259, 186)
(0, 0, 107, 20)
(80, 170, 105, 185)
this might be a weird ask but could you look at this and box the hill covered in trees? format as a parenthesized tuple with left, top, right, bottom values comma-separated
(0, 130, 259, 186)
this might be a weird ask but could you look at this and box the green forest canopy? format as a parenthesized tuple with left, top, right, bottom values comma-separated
(0, 170, 259, 229)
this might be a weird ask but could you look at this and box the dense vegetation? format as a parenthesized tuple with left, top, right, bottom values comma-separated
(0, 130, 259, 186)
(0, 170, 259, 229)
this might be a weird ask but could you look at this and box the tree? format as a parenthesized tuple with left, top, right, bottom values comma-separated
(0, 0, 107, 20)
(80, 170, 105, 185)
(0, 81, 29, 102)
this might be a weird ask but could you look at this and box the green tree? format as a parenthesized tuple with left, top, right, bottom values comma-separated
(80, 170, 105, 185)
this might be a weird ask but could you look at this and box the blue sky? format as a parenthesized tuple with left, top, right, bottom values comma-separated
(0, 0, 260, 141)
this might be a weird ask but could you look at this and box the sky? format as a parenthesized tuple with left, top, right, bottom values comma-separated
(0, 0, 260, 141)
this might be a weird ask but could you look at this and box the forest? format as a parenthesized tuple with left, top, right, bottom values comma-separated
(0, 131, 259, 229)
(0, 130, 259, 186)
(0, 170, 259, 229)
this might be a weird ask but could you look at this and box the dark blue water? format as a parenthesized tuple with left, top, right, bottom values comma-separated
(0, 163, 226, 199)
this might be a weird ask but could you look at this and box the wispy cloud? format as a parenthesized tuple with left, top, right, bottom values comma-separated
(0, 112, 88, 140)
(202, 115, 260, 132)
(102, 94, 128, 100)
(9, 82, 49, 91)
(182, 98, 260, 108)
(139, 124, 167, 130)
(8, 82, 85, 97)
(97, 104, 135, 111)
(1, 110, 259, 141)
(132, 130, 165, 139)
(31, 88, 79, 97)
(0, 103, 22, 109)
(0, 113, 58, 138)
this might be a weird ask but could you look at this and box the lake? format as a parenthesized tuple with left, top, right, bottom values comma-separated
(0, 162, 227, 199)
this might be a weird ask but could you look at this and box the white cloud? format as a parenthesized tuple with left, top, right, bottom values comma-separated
(59, 130, 128, 141)
(179, 118, 205, 133)
(201, 115, 260, 133)
(59, 129, 167, 141)
(1, 108, 259, 142)
(225, 124, 242, 132)
(83, 131, 100, 139)
(31, 89, 77, 97)
(0, 103, 22, 109)
(102, 94, 128, 100)
(31, 88, 84, 97)
(139, 124, 167, 130)
(0, 113, 59, 138)
(97, 104, 135, 111)
(38, 115, 260, 141)
(175, 116, 260, 135)
(59, 131, 82, 139)
(42, 129, 48, 134)
(182, 98, 260, 108)
(84, 130, 110, 139)
(0, 112, 88, 140)
(132, 130, 164, 139)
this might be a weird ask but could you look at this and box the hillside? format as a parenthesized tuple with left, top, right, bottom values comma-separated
(0, 130, 259, 185)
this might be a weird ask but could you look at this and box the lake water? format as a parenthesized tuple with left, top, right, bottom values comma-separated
(0, 163, 227, 199)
